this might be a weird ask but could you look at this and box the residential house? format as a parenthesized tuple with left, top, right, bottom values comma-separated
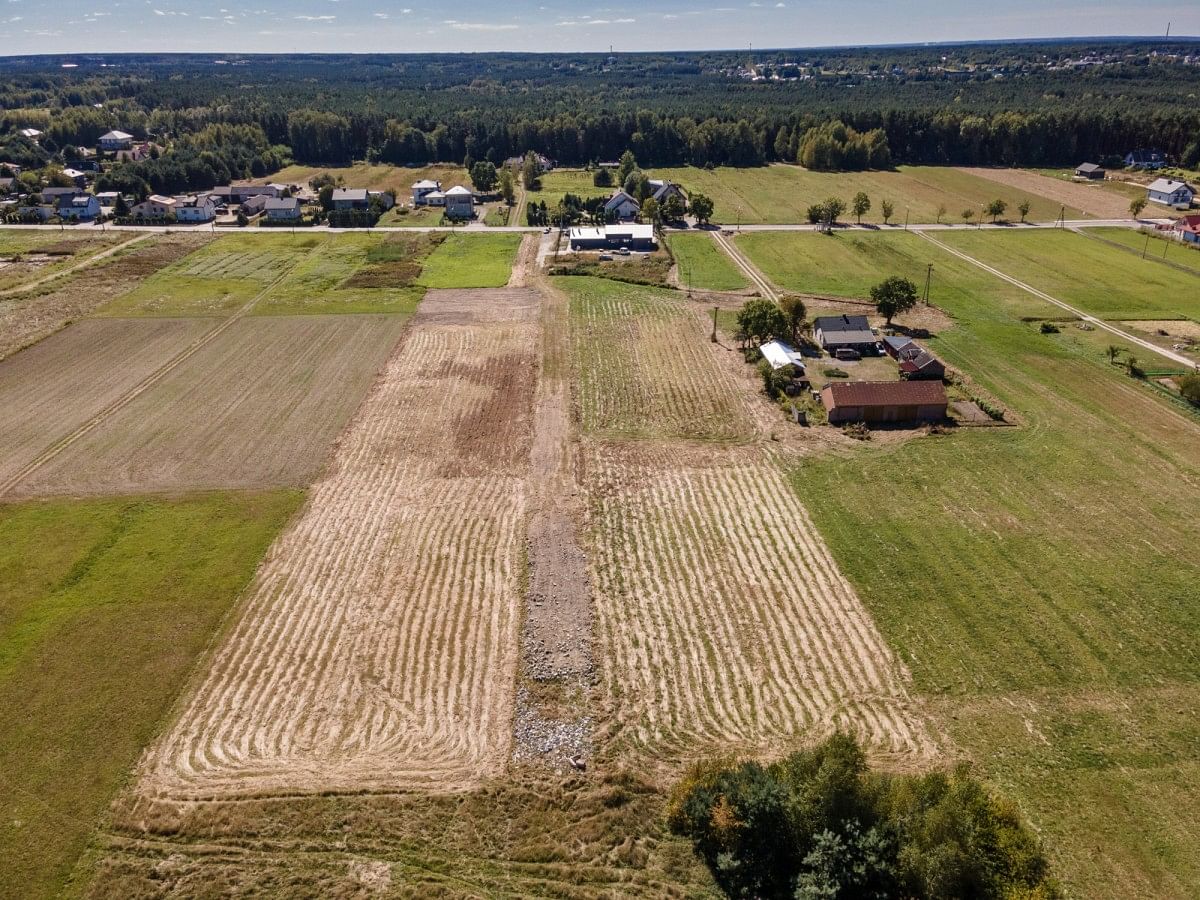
(17, 204, 55, 221)
(241, 194, 271, 216)
(1074, 162, 1104, 179)
(647, 179, 686, 205)
(504, 153, 556, 171)
(174, 194, 217, 223)
(568, 223, 657, 251)
(331, 188, 370, 210)
(422, 190, 447, 207)
(1146, 178, 1195, 209)
(443, 185, 474, 219)
(95, 191, 121, 209)
(56, 193, 101, 222)
(1174, 215, 1200, 245)
(114, 143, 152, 164)
(99, 130, 134, 151)
(1125, 149, 1167, 169)
(61, 168, 89, 189)
(820, 380, 948, 425)
(813, 314, 880, 355)
(604, 190, 640, 220)
(40, 186, 83, 204)
(130, 194, 177, 219)
(18, 128, 42, 141)
(265, 197, 302, 221)
(412, 179, 442, 205)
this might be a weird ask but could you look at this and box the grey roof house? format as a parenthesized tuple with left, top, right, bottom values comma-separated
(813, 315, 879, 353)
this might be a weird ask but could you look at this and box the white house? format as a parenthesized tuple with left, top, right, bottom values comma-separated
(423, 190, 447, 207)
(131, 194, 177, 219)
(99, 130, 134, 151)
(412, 179, 442, 205)
(1146, 178, 1195, 209)
(443, 185, 475, 219)
(56, 194, 101, 221)
(604, 190, 641, 220)
(61, 168, 89, 189)
(174, 194, 217, 223)
(95, 192, 121, 208)
(265, 197, 302, 220)
(18, 128, 42, 141)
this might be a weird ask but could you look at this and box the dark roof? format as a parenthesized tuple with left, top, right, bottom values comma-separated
(265, 197, 300, 210)
(814, 314, 871, 332)
(1075, 162, 1102, 172)
(898, 350, 944, 374)
(883, 334, 918, 352)
(822, 380, 946, 407)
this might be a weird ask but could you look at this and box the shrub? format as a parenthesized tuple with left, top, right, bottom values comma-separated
(669, 734, 1061, 900)
(1180, 372, 1200, 407)
(1039, 322, 1060, 334)
(844, 422, 872, 441)
(822, 367, 850, 378)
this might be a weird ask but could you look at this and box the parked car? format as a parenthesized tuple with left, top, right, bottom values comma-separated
(598, 253, 613, 261)
(833, 347, 862, 361)
(615, 247, 631, 255)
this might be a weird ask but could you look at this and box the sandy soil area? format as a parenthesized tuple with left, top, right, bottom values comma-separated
(958, 167, 1131, 220)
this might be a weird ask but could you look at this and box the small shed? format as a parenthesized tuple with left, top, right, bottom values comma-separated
(1074, 162, 1104, 179)
(759, 340, 807, 373)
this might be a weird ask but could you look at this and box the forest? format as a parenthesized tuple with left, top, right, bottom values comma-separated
(2, 40, 1199, 192)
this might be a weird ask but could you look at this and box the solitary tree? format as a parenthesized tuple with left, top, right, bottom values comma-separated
(935, 203, 947, 224)
(1130, 196, 1147, 219)
(593, 167, 613, 187)
(961, 208, 975, 225)
(880, 199, 895, 225)
(736, 298, 788, 345)
(1105, 344, 1123, 364)
(1125, 354, 1143, 378)
(852, 191, 871, 224)
(987, 198, 1008, 222)
(690, 193, 715, 225)
(779, 295, 807, 343)
(498, 168, 515, 206)
(1018, 199, 1031, 223)
(823, 196, 846, 224)
(470, 160, 498, 193)
(871, 275, 919, 325)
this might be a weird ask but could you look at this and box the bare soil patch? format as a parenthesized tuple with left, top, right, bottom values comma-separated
(0, 317, 213, 489)
(13, 315, 408, 497)
(0, 234, 210, 361)
(1121, 319, 1200, 342)
(136, 290, 539, 798)
(958, 167, 1132, 220)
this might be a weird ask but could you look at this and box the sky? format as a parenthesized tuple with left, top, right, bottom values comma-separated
(3, 0, 1199, 55)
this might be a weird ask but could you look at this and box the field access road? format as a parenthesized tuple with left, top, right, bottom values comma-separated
(711, 229, 778, 301)
(915, 230, 1197, 370)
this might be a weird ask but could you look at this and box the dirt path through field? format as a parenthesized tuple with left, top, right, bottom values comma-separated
(0, 231, 151, 299)
(957, 167, 1130, 220)
(712, 229, 778, 300)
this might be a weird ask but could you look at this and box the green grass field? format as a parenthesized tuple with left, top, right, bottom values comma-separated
(1087, 227, 1200, 275)
(99, 234, 326, 316)
(762, 231, 1200, 897)
(648, 164, 1086, 225)
(737, 229, 1061, 320)
(935, 229, 1200, 319)
(666, 232, 748, 291)
(527, 169, 608, 211)
(416, 232, 522, 288)
(0, 490, 302, 899)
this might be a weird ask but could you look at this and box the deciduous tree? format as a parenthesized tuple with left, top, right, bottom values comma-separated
(871, 275, 919, 324)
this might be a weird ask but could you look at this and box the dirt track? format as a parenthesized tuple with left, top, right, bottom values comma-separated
(957, 167, 1131, 220)
(137, 288, 541, 799)
(13, 315, 408, 497)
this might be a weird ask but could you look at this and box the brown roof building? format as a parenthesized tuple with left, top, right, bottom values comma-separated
(821, 380, 947, 425)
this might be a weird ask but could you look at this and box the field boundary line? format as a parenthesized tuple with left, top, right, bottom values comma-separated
(0, 242, 323, 497)
(0, 232, 152, 299)
(711, 230, 778, 301)
(915, 230, 1198, 370)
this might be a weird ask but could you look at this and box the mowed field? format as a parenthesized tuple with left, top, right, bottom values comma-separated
(934, 228, 1200, 320)
(562, 274, 934, 770)
(1080, 226, 1200, 275)
(736, 230, 1200, 897)
(666, 231, 749, 292)
(0, 490, 302, 900)
(137, 287, 539, 798)
(0, 230, 126, 292)
(650, 164, 1088, 224)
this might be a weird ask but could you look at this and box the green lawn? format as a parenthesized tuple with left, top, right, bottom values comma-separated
(1087, 227, 1200, 275)
(527, 169, 609, 211)
(0, 490, 302, 900)
(99, 233, 326, 316)
(416, 232, 522, 289)
(737, 229, 1061, 320)
(666, 232, 748, 291)
(648, 164, 1086, 225)
(769, 231, 1200, 897)
(935, 229, 1200, 319)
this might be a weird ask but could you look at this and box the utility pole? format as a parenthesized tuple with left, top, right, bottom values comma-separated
(923, 263, 933, 304)
(903, 208, 909, 230)
(1143, 231, 1151, 259)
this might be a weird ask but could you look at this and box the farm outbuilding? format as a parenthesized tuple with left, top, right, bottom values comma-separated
(759, 340, 807, 373)
(820, 380, 947, 424)
(1074, 163, 1104, 179)
(568, 224, 657, 251)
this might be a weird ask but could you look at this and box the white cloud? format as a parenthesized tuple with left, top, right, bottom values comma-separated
(295, 13, 335, 19)
(449, 21, 518, 30)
